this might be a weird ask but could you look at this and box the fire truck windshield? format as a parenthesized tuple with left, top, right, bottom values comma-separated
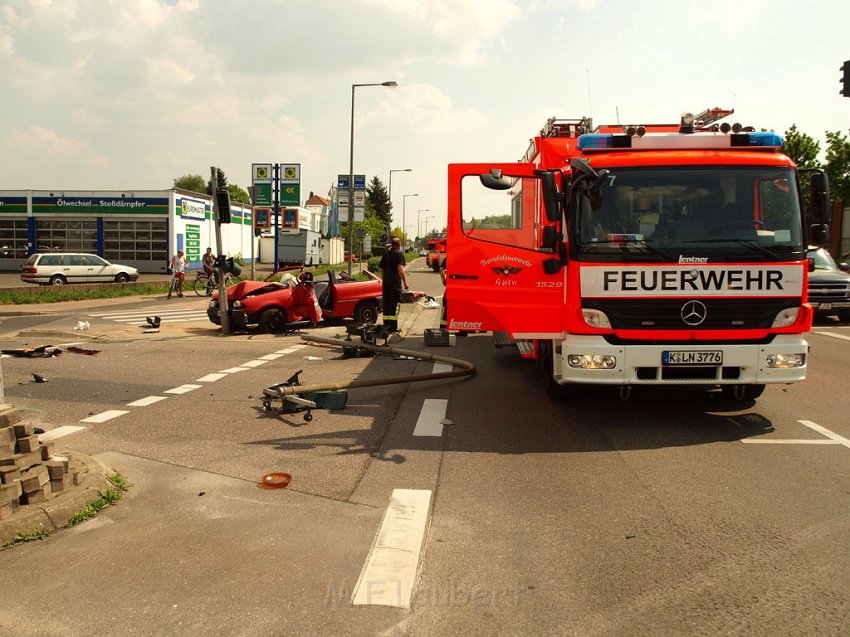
(573, 167, 803, 262)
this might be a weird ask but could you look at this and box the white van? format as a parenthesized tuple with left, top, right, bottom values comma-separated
(21, 253, 140, 286)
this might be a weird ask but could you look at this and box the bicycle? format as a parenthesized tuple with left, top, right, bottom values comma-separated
(193, 271, 242, 296)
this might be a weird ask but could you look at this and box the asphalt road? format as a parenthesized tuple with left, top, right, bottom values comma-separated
(0, 261, 848, 636)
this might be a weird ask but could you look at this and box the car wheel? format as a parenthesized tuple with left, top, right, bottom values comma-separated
(353, 300, 379, 324)
(49, 275, 66, 286)
(114, 273, 130, 283)
(259, 308, 287, 333)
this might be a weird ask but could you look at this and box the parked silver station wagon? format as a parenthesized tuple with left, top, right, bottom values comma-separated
(21, 253, 140, 286)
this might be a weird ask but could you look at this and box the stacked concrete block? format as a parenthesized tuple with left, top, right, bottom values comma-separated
(0, 406, 78, 519)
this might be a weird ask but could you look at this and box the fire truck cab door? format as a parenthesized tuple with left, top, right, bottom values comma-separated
(447, 163, 566, 336)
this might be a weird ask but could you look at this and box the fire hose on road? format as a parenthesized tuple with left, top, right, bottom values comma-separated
(260, 333, 476, 421)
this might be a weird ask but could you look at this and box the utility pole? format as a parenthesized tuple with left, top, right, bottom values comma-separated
(211, 167, 230, 335)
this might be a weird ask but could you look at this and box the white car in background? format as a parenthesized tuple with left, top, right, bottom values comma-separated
(21, 253, 140, 286)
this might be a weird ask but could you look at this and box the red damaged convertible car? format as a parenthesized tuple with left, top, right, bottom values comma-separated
(207, 268, 383, 332)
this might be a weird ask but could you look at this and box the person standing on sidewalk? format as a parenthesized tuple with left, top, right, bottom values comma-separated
(439, 255, 448, 330)
(379, 237, 409, 332)
(167, 249, 188, 298)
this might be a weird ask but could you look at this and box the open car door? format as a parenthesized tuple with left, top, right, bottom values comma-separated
(446, 163, 567, 337)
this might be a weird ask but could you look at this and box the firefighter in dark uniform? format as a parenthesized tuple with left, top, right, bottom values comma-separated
(439, 255, 448, 330)
(379, 237, 409, 332)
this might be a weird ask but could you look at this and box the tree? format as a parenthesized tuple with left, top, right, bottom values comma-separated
(366, 177, 392, 241)
(824, 129, 850, 204)
(173, 174, 206, 194)
(783, 125, 820, 169)
(206, 168, 229, 195)
(226, 183, 251, 204)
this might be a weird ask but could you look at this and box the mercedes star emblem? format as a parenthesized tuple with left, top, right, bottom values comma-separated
(681, 300, 707, 326)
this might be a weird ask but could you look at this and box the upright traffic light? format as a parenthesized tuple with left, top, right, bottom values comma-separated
(215, 189, 232, 224)
(841, 60, 850, 98)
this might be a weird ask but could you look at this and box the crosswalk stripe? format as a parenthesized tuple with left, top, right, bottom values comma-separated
(88, 308, 208, 324)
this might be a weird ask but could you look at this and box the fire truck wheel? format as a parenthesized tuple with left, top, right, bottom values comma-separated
(259, 307, 287, 333)
(721, 384, 766, 401)
(539, 341, 575, 400)
(353, 300, 379, 325)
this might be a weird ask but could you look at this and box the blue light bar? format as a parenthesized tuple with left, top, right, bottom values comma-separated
(746, 132, 783, 147)
(577, 134, 614, 150)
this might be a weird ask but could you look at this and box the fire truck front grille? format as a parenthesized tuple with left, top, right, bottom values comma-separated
(583, 298, 800, 330)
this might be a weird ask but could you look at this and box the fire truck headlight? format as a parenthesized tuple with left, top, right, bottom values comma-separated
(766, 353, 805, 368)
(567, 354, 617, 369)
(771, 307, 799, 327)
(582, 309, 612, 329)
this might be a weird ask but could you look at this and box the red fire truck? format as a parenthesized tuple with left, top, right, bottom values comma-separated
(426, 236, 448, 272)
(446, 109, 830, 401)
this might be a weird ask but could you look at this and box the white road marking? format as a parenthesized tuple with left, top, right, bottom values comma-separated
(258, 353, 284, 361)
(798, 419, 850, 448)
(196, 373, 228, 382)
(814, 331, 850, 342)
(87, 308, 208, 324)
(219, 367, 250, 373)
(742, 419, 850, 447)
(80, 410, 129, 423)
(352, 489, 432, 608)
(742, 439, 840, 445)
(126, 396, 167, 407)
(432, 362, 452, 374)
(164, 384, 203, 394)
(241, 359, 269, 368)
(276, 348, 300, 354)
(413, 399, 448, 437)
(39, 425, 86, 441)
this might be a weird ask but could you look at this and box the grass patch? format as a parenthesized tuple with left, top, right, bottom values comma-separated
(3, 524, 54, 548)
(0, 283, 169, 305)
(68, 472, 131, 526)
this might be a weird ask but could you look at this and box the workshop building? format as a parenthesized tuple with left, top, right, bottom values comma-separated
(0, 189, 258, 274)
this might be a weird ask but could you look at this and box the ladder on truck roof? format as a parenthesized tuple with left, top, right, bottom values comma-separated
(523, 116, 595, 162)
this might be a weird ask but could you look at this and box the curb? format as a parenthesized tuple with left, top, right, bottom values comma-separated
(0, 452, 114, 547)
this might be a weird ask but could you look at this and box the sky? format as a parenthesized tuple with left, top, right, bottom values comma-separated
(2, 0, 849, 237)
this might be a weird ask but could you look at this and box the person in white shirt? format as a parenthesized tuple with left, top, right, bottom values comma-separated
(168, 249, 188, 298)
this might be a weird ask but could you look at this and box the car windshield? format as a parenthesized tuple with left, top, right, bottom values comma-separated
(574, 167, 804, 262)
(808, 248, 839, 270)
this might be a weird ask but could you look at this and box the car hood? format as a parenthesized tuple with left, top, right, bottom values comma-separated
(213, 280, 292, 302)
(809, 269, 850, 284)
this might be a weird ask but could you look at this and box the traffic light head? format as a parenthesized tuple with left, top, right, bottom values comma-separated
(841, 60, 850, 98)
(216, 189, 232, 223)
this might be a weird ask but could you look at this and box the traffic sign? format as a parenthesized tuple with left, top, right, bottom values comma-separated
(253, 183, 272, 206)
(252, 163, 272, 184)
(281, 164, 301, 184)
(281, 184, 300, 206)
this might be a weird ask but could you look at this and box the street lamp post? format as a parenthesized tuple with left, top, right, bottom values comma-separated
(348, 80, 397, 275)
(417, 209, 429, 246)
(424, 215, 434, 237)
(402, 194, 418, 251)
(388, 168, 412, 240)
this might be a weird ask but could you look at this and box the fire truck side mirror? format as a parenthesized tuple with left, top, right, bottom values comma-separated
(479, 170, 512, 190)
(540, 171, 562, 222)
(809, 172, 830, 224)
(541, 225, 562, 250)
(808, 223, 829, 246)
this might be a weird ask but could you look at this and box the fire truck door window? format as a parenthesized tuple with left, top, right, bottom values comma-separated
(461, 174, 538, 250)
